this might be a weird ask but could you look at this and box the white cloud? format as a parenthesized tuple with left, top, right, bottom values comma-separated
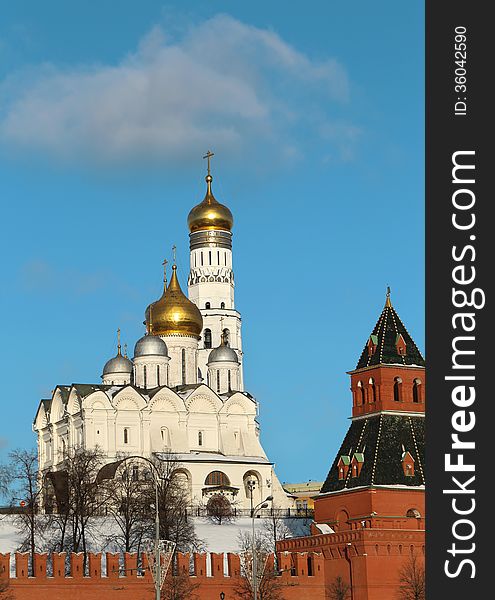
(0, 15, 353, 165)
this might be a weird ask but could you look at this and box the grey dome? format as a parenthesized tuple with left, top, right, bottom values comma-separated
(208, 344, 239, 364)
(134, 334, 168, 358)
(102, 353, 133, 376)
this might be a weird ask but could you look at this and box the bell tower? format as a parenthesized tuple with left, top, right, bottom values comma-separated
(187, 152, 244, 389)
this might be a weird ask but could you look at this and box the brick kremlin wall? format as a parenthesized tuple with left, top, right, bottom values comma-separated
(0, 550, 325, 600)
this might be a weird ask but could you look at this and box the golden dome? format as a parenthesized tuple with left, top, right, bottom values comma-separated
(187, 174, 233, 233)
(145, 265, 203, 338)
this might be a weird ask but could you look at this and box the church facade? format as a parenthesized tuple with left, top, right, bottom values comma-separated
(33, 159, 291, 511)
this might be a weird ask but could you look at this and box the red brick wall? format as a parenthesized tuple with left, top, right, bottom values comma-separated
(278, 528, 425, 600)
(0, 551, 326, 600)
(315, 485, 425, 531)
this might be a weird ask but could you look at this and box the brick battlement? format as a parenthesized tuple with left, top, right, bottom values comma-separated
(0, 550, 325, 600)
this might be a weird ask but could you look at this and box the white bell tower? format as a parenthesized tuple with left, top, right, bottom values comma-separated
(187, 152, 244, 390)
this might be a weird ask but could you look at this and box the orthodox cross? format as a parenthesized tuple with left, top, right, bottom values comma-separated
(117, 328, 121, 354)
(203, 150, 214, 176)
(172, 245, 177, 265)
(162, 257, 168, 285)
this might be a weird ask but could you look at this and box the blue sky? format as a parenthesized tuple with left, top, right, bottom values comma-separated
(0, 1, 424, 484)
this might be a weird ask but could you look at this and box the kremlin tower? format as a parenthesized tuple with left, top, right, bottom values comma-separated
(277, 290, 425, 600)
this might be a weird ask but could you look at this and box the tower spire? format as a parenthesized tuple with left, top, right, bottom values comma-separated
(385, 286, 392, 308)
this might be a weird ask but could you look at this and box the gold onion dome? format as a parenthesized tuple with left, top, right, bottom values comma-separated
(187, 174, 233, 233)
(145, 264, 203, 338)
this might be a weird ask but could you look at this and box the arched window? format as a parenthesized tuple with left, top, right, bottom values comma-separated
(407, 508, 421, 518)
(143, 365, 147, 388)
(216, 370, 221, 393)
(204, 328, 212, 349)
(157, 364, 160, 387)
(369, 378, 377, 403)
(209, 251, 212, 265)
(132, 465, 139, 481)
(217, 251, 220, 265)
(358, 382, 365, 405)
(161, 427, 169, 447)
(394, 377, 402, 402)
(413, 379, 421, 403)
(201, 252, 204, 266)
(123, 428, 129, 444)
(223, 328, 230, 344)
(221, 302, 225, 309)
(198, 431, 203, 446)
(228, 370, 232, 391)
(181, 349, 186, 384)
(205, 302, 211, 309)
(205, 471, 230, 486)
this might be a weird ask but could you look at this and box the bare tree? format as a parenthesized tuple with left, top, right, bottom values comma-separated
(235, 530, 284, 600)
(327, 575, 351, 600)
(397, 554, 425, 600)
(261, 508, 292, 570)
(0, 576, 13, 600)
(49, 446, 109, 569)
(148, 453, 204, 553)
(8, 448, 45, 575)
(161, 570, 200, 600)
(205, 493, 237, 525)
(104, 456, 152, 553)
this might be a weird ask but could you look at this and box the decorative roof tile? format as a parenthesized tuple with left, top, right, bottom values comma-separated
(356, 291, 425, 369)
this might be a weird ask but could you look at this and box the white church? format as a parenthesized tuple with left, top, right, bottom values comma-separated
(33, 156, 292, 512)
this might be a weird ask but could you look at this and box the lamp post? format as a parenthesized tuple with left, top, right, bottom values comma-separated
(252, 495, 273, 600)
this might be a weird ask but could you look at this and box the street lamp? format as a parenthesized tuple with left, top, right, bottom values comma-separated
(252, 495, 273, 600)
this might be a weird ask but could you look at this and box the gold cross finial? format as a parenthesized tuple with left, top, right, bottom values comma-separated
(162, 257, 168, 286)
(117, 328, 121, 354)
(123, 343, 128, 358)
(172, 245, 177, 265)
(203, 150, 214, 176)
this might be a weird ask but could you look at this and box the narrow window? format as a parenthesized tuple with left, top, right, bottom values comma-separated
(358, 382, 365, 405)
(371, 380, 377, 403)
(201, 252, 203, 266)
(217, 370, 221, 392)
(198, 431, 203, 446)
(204, 328, 212, 348)
(123, 428, 129, 444)
(143, 365, 147, 388)
(413, 380, 420, 403)
(182, 349, 186, 384)
(157, 364, 160, 387)
(132, 465, 139, 481)
(205, 302, 211, 310)
(208, 251, 211, 265)
(221, 302, 225, 309)
(224, 253, 227, 266)
(217, 251, 220, 264)
(394, 378, 402, 402)
(228, 370, 232, 391)
(223, 328, 230, 344)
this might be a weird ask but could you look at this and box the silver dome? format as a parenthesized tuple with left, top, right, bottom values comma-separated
(134, 334, 168, 358)
(102, 353, 133, 376)
(208, 344, 239, 364)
